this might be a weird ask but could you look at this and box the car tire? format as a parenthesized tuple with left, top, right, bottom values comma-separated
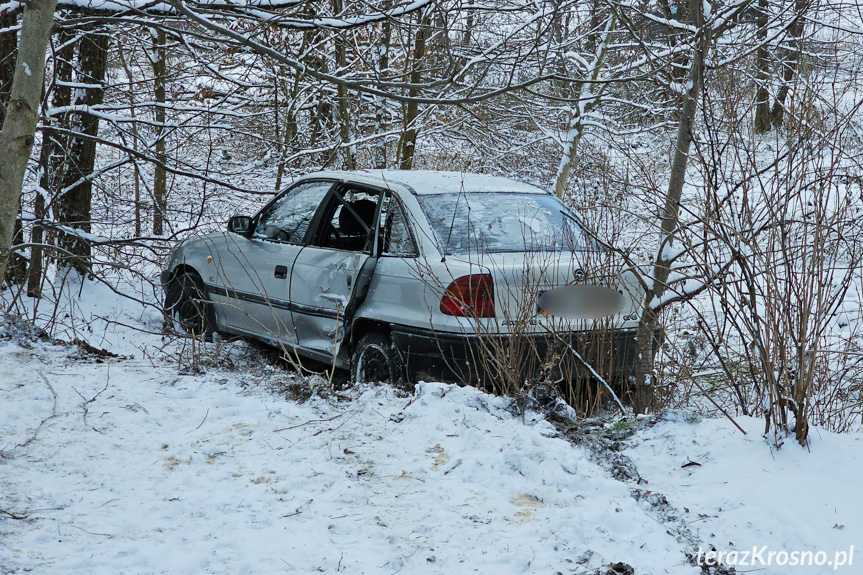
(165, 272, 212, 338)
(351, 332, 404, 385)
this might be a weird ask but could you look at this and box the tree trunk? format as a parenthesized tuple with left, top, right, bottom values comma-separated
(398, 11, 431, 170)
(553, 13, 615, 199)
(6, 11, 26, 286)
(54, 29, 108, 275)
(151, 27, 167, 235)
(9, 213, 25, 284)
(332, 0, 355, 170)
(771, 0, 808, 128)
(28, 33, 74, 298)
(632, 0, 709, 414)
(664, 0, 691, 101)
(753, 0, 771, 134)
(0, 0, 58, 287)
(303, 29, 332, 168)
(116, 39, 142, 236)
(374, 6, 392, 169)
(274, 69, 299, 191)
(0, 7, 18, 125)
(27, 190, 45, 296)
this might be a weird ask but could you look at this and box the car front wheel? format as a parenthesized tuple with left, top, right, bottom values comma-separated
(165, 272, 211, 337)
(351, 332, 404, 385)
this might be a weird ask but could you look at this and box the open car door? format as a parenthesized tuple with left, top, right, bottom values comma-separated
(289, 183, 385, 361)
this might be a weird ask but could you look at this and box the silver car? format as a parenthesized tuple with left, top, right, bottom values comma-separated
(161, 170, 643, 384)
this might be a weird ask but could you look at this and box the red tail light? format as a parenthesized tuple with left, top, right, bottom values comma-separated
(440, 274, 495, 318)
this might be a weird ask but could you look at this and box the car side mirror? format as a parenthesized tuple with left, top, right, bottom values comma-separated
(228, 215, 253, 235)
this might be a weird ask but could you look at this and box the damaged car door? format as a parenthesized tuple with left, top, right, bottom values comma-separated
(289, 184, 383, 359)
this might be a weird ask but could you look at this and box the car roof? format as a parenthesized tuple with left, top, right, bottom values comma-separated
(294, 170, 549, 196)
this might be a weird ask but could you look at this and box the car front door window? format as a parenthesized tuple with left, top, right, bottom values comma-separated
(255, 181, 333, 244)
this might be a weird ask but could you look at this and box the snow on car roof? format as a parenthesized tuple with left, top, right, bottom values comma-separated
(296, 170, 549, 195)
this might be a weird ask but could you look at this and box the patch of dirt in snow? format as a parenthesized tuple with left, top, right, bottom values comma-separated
(519, 387, 738, 574)
(0, 337, 711, 575)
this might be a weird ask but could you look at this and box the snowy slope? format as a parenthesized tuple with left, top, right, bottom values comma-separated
(1, 334, 698, 575)
(2, 271, 862, 575)
(625, 414, 863, 574)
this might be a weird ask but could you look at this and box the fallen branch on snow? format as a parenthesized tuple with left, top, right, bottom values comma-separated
(14, 372, 58, 449)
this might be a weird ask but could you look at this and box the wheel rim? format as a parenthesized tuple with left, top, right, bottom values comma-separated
(358, 343, 391, 383)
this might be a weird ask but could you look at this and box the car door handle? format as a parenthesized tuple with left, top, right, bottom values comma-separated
(274, 265, 288, 280)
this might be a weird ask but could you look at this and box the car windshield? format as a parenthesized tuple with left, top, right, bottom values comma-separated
(417, 192, 590, 255)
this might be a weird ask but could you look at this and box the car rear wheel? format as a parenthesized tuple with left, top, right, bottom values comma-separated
(351, 332, 404, 385)
(165, 272, 211, 337)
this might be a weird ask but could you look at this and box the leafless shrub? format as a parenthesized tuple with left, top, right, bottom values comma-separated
(686, 75, 863, 445)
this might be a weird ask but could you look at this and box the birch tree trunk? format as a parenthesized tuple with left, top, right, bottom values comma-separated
(0, 7, 18, 125)
(553, 14, 615, 199)
(0, 0, 57, 287)
(631, 0, 709, 414)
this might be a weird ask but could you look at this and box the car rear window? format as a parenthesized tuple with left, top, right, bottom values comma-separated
(417, 192, 589, 255)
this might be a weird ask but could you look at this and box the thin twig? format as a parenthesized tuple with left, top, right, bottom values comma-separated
(0, 506, 64, 520)
(67, 524, 114, 537)
(273, 414, 341, 432)
(195, 408, 209, 430)
(550, 331, 626, 415)
(72, 374, 110, 434)
(685, 374, 748, 435)
(0, 508, 30, 520)
(15, 373, 58, 449)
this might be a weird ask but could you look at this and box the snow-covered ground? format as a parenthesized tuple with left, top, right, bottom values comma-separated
(1, 334, 692, 575)
(626, 413, 863, 573)
(1, 278, 862, 574)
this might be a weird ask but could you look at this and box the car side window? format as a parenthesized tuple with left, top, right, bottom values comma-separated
(381, 197, 418, 257)
(254, 181, 332, 244)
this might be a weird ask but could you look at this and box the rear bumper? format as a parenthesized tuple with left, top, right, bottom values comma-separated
(390, 324, 660, 384)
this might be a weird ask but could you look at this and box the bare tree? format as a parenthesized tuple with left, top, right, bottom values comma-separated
(0, 0, 57, 287)
(151, 27, 168, 235)
(553, 10, 616, 198)
(753, 0, 771, 134)
(771, 0, 809, 128)
(53, 28, 109, 274)
(28, 31, 75, 297)
(0, 6, 18, 124)
(397, 8, 431, 170)
(625, 0, 711, 413)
